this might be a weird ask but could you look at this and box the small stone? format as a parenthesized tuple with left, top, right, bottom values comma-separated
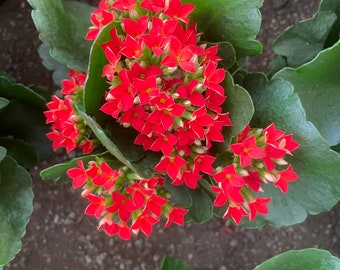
(230, 239, 238, 247)
(272, 0, 288, 10)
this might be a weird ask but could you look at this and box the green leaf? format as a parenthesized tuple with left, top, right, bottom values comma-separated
(0, 100, 52, 162)
(0, 75, 47, 108)
(77, 107, 151, 178)
(40, 152, 121, 183)
(0, 147, 6, 162)
(320, 0, 340, 47)
(274, 41, 340, 146)
(160, 255, 191, 270)
(222, 72, 254, 144)
(0, 138, 38, 169)
(0, 156, 33, 266)
(28, 0, 94, 71)
(84, 21, 119, 115)
(206, 41, 236, 70)
(245, 74, 340, 226)
(0, 98, 9, 111)
(254, 248, 340, 270)
(183, 0, 263, 58)
(185, 186, 213, 224)
(272, 11, 337, 67)
(164, 181, 192, 209)
(38, 43, 69, 87)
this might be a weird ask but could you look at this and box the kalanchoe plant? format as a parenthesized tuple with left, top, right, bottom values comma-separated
(28, 0, 340, 244)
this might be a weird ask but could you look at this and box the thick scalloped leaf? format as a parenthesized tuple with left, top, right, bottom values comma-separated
(84, 21, 119, 115)
(0, 156, 33, 266)
(0, 98, 9, 110)
(222, 72, 254, 145)
(185, 186, 213, 224)
(0, 138, 37, 169)
(160, 256, 190, 270)
(272, 11, 337, 67)
(244, 74, 340, 227)
(183, 0, 263, 58)
(0, 99, 52, 162)
(28, 0, 94, 71)
(274, 41, 340, 146)
(0, 75, 46, 108)
(38, 44, 69, 87)
(254, 248, 340, 270)
(206, 41, 236, 70)
(40, 153, 100, 183)
(0, 147, 6, 162)
(164, 181, 192, 208)
(320, 0, 340, 47)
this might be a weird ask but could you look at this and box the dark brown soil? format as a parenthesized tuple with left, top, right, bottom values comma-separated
(1, 0, 339, 269)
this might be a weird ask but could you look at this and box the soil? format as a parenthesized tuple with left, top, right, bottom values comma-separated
(1, 0, 339, 269)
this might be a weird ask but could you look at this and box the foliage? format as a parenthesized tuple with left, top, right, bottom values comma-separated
(0, 74, 50, 266)
(29, 0, 340, 237)
(254, 248, 340, 270)
(160, 249, 340, 270)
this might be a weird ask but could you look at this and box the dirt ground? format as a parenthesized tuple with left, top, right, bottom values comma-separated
(1, 0, 339, 269)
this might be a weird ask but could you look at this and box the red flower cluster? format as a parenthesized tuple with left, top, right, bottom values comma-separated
(43, 0, 300, 239)
(44, 70, 96, 154)
(67, 160, 188, 240)
(212, 124, 299, 223)
(94, 0, 231, 192)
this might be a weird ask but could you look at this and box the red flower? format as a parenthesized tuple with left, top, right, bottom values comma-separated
(165, 206, 188, 227)
(107, 69, 137, 111)
(61, 69, 86, 95)
(133, 76, 160, 105)
(248, 197, 271, 221)
(175, 167, 201, 189)
(131, 211, 159, 236)
(148, 93, 186, 130)
(189, 106, 214, 140)
(141, 0, 166, 13)
(92, 162, 120, 191)
(106, 192, 136, 222)
(119, 105, 148, 132)
(193, 154, 215, 175)
(67, 160, 89, 189)
(86, 9, 115, 40)
(154, 155, 187, 181)
(145, 194, 168, 217)
(102, 47, 121, 81)
(223, 204, 248, 224)
(122, 16, 148, 38)
(112, 0, 136, 11)
(103, 221, 132, 240)
(164, 0, 195, 23)
(203, 61, 226, 96)
(212, 165, 245, 206)
(230, 136, 265, 167)
(279, 134, 300, 154)
(263, 123, 285, 144)
(120, 35, 144, 59)
(176, 79, 205, 107)
(244, 171, 263, 192)
(149, 133, 178, 156)
(212, 185, 244, 207)
(274, 165, 299, 193)
(143, 17, 178, 56)
(85, 194, 106, 218)
(161, 38, 197, 73)
(212, 164, 245, 188)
